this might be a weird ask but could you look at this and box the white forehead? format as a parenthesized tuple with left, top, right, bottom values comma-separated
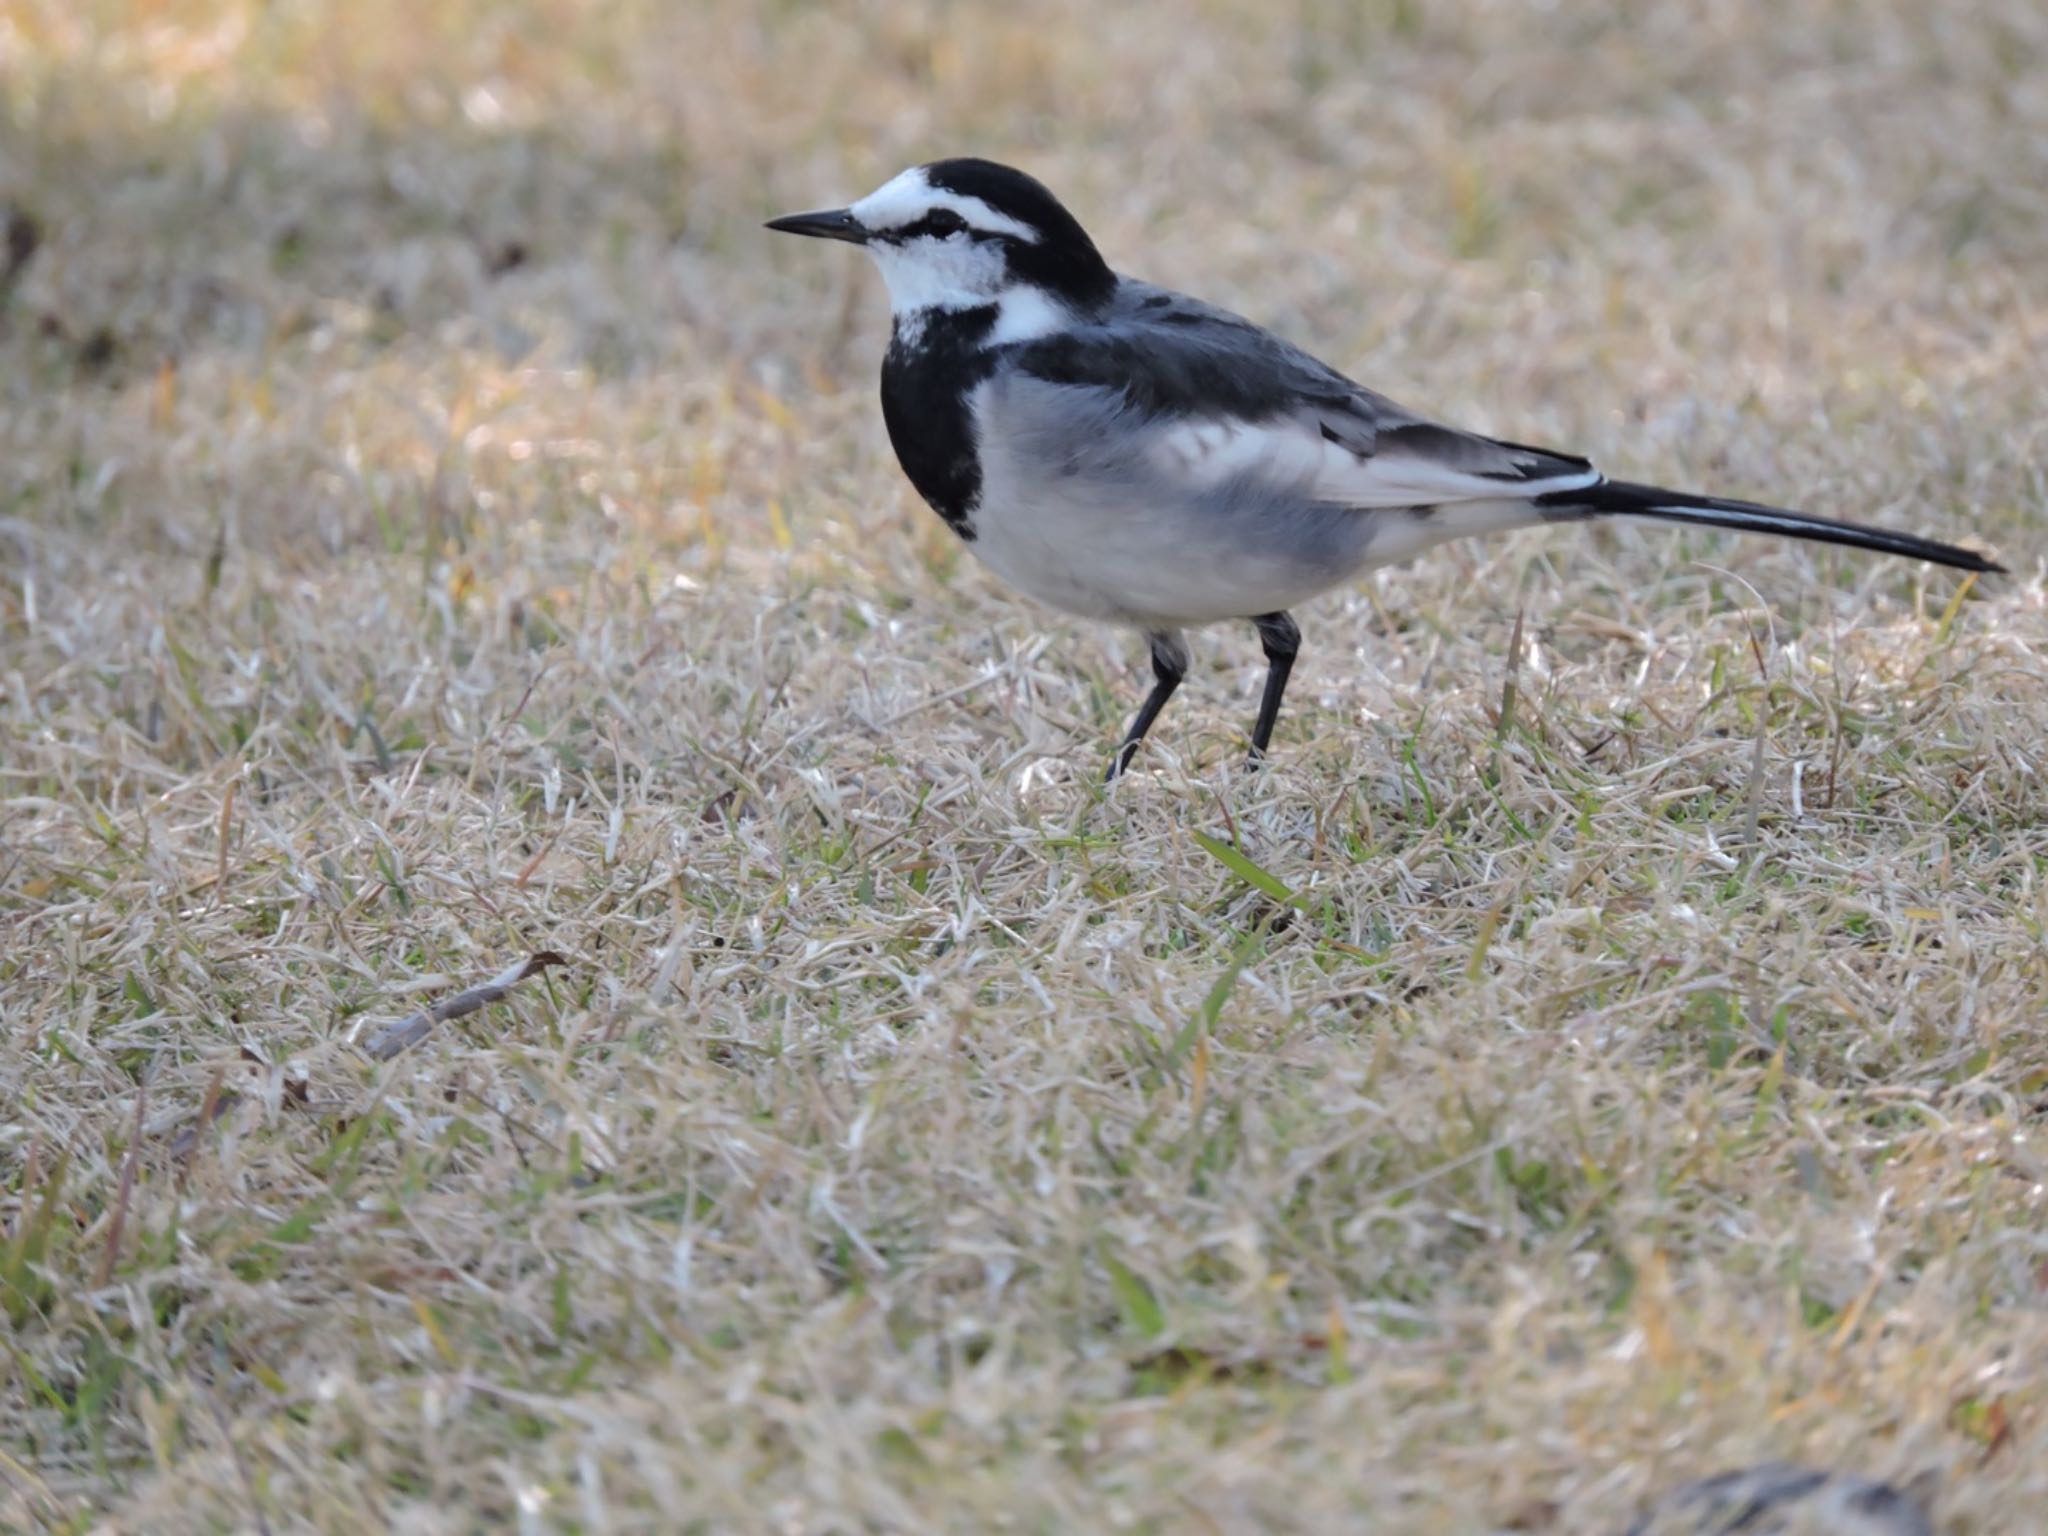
(851, 167, 1042, 243)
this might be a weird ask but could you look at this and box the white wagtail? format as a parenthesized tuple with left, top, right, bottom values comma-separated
(768, 159, 2002, 779)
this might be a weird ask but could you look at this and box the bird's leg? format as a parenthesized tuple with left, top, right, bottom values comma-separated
(1247, 611, 1301, 766)
(1107, 630, 1188, 781)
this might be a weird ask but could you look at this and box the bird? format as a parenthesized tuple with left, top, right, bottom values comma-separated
(767, 159, 2002, 780)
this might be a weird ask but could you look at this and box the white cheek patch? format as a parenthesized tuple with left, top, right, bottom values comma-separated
(852, 167, 1042, 244)
(865, 235, 1011, 315)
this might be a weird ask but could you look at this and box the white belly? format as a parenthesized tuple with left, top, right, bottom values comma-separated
(962, 480, 1343, 626)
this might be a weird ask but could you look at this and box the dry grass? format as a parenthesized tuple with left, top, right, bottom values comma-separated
(3, 1, 2047, 1530)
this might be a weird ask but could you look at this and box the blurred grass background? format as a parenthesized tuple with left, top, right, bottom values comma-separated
(2, 1, 2046, 1531)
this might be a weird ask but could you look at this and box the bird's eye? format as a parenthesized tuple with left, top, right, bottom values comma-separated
(920, 209, 968, 238)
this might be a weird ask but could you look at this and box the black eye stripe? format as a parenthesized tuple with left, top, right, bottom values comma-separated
(887, 209, 974, 241)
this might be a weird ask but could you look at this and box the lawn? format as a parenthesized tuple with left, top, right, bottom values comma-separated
(2, 1, 2046, 1530)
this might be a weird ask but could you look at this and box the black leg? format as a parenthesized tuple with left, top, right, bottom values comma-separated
(1248, 612, 1301, 766)
(1107, 630, 1188, 781)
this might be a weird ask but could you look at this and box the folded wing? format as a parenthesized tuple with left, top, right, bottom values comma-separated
(1013, 282, 1603, 509)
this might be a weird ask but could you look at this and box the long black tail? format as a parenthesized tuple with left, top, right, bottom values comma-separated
(1536, 479, 2004, 574)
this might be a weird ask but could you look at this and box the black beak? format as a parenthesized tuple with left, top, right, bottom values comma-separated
(764, 207, 869, 244)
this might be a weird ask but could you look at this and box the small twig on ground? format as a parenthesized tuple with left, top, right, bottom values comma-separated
(357, 952, 567, 1060)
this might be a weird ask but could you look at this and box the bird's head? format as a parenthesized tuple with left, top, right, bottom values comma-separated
(767, 158, 1115, 340)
